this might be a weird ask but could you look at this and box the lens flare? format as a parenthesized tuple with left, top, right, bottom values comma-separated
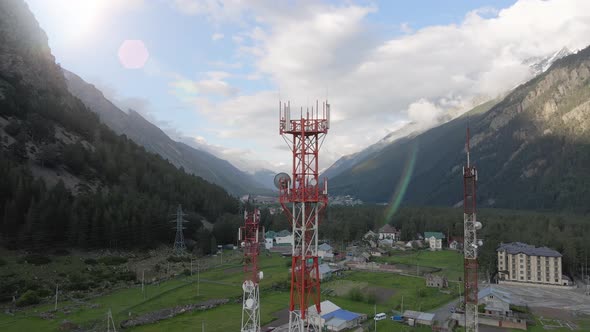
(383, 142, 419, 225)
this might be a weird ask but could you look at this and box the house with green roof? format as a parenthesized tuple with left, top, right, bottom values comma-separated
(424, 232, 445, 250)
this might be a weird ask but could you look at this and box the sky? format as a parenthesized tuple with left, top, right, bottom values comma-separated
(24, 0, 590, 173)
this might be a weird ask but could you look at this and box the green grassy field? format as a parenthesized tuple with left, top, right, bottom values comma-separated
(0, 252, 459, 331)
(374, 249, 464, 281)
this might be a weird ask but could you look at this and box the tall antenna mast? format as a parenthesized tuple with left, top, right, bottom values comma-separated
(240, 207, 262, 332)
(463, 128, 481, 332)
(277, 100, 330, 332)
(170, 204, 189, 256)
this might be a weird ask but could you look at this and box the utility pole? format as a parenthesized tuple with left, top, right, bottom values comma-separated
(202, 320, 205, 332)
(374, 303, 377, 332)
(170, 204, 189, 256)
(197, 260, 200, 296)
(190, 258, 193, 276)
(142, 270, 145, 299)
(54, 284, 58, 311)
(107, 308, 117, 332)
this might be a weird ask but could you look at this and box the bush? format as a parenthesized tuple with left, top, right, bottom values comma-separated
(16, 290, 40, 307)
(182, 269, 191, 276)
(23, 254, 51, 265)
(84, 258, 98, 265)
(167, 255, 190, 263)
(116, 271, 136, 282)
(348, 287, 364, 302)
(98, 256, 127, 266)
(0, 258, 7, 266)
(365, 292, 377, 304)
(53, 249, 70, 256)
(37, 288, 52, 298)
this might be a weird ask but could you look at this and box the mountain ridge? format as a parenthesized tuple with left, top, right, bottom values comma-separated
(329, 46, 590, 213)
(62, 69, 274, 196)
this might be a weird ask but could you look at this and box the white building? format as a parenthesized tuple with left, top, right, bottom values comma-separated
(424, 232, 444, 250)
(318, 243, 334, 260)
(497, 242, 566, 286)
(378, 224, 399, 241)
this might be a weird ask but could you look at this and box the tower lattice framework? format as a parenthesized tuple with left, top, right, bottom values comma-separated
(240, 208, 261, 332)
(170, 204, 189, 256)
(464, 128, 480, 332)
(278, 100, 330, 332)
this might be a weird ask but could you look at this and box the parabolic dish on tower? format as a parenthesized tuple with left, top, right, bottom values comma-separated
(273, 172, 291, 189)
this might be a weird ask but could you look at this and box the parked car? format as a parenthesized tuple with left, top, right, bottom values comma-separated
(374, 313, 387, 321)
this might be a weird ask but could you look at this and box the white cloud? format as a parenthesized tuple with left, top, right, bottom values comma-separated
(211, 32, 224, 40)
(170, 71, 238, 98)
(167, 0, 590, 171)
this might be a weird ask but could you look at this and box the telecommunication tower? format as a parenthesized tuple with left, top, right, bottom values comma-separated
(463, 128, 482, 332)
(276, 100, 330, 332)
(170, 204, 189, 256)
(239, 208, 262, 332)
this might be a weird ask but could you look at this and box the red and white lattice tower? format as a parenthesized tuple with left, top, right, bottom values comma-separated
(463, 128, 482, 332)
(277, 100, 330, 332)
(240, 208, 262, 332)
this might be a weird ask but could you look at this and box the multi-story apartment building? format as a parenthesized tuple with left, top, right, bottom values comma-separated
(497, 242, 566, 286)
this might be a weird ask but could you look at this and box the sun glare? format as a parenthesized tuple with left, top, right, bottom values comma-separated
(52, 0, 106, 42)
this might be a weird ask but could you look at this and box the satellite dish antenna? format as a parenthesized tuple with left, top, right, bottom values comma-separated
(309, 178, 317, 186)
(259, 271, 264, 280)
(274, 172, 291, 189)
(242, 280, 254, 292)
(245, 298, 256, 309)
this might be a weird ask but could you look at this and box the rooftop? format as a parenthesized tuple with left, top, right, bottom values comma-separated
(497, 242, 562, 257)
(319, 243, 333, 251)
(379, 224, 398, 233)
(403, 310, 435, 322)
(322, 308, 361, 321)
(424, 232, 445, 240)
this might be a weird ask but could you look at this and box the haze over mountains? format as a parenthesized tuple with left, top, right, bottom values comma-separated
(63, 70, 275, 196)
(328, 47, 590, 213)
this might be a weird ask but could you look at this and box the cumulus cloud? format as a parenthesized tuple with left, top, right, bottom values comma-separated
(211, 32, 224, 40)
(167, 0, 590, 171)
(170, 71, 238, 98)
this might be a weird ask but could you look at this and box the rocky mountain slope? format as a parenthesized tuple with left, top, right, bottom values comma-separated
(0, 0, 238, 250)
(330, 47, 590, 213)
(63, 70, 273, 196)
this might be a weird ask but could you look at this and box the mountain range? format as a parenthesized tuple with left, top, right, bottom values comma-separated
(63, 70, 274, 196)
(328, 46, 590, 213)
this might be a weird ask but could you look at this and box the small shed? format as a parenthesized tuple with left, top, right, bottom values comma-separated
(403, 310, 435, 326)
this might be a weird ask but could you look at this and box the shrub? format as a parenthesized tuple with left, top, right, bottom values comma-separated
(365, 292, 377, 304)
(23, 254, 51, 265)
(348, 287, 364, 302)
(84, 258, 98, 265)
(116, 271, 136, 282)
(98, 256, 128, 266)
(37, 288, 52, 298)
(166, 255, 190, 263)
(16, 290, 40, 307)
(53, 249, 70, 256)
(182, 269, 191, 276)
(0, 258, 7, 266)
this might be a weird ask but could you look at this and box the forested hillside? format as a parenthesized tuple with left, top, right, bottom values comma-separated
(330, 46, 590, 213)
(63, 70, 273, 196)
(0, 0, 238, 251)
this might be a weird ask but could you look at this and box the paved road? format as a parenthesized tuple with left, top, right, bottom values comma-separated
(430, 298, 460, 323)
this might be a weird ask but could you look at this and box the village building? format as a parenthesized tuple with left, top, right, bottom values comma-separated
(448, 236, 464, 251)
(497, 242, 567, 286)
(309, 300, 366, 331)
(424, 232, 444, 250)
(378, 224, 400, 241)
(318, 243, 334, 261)
(402, 310, 435, 326)
(425, 274, 448, 288)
